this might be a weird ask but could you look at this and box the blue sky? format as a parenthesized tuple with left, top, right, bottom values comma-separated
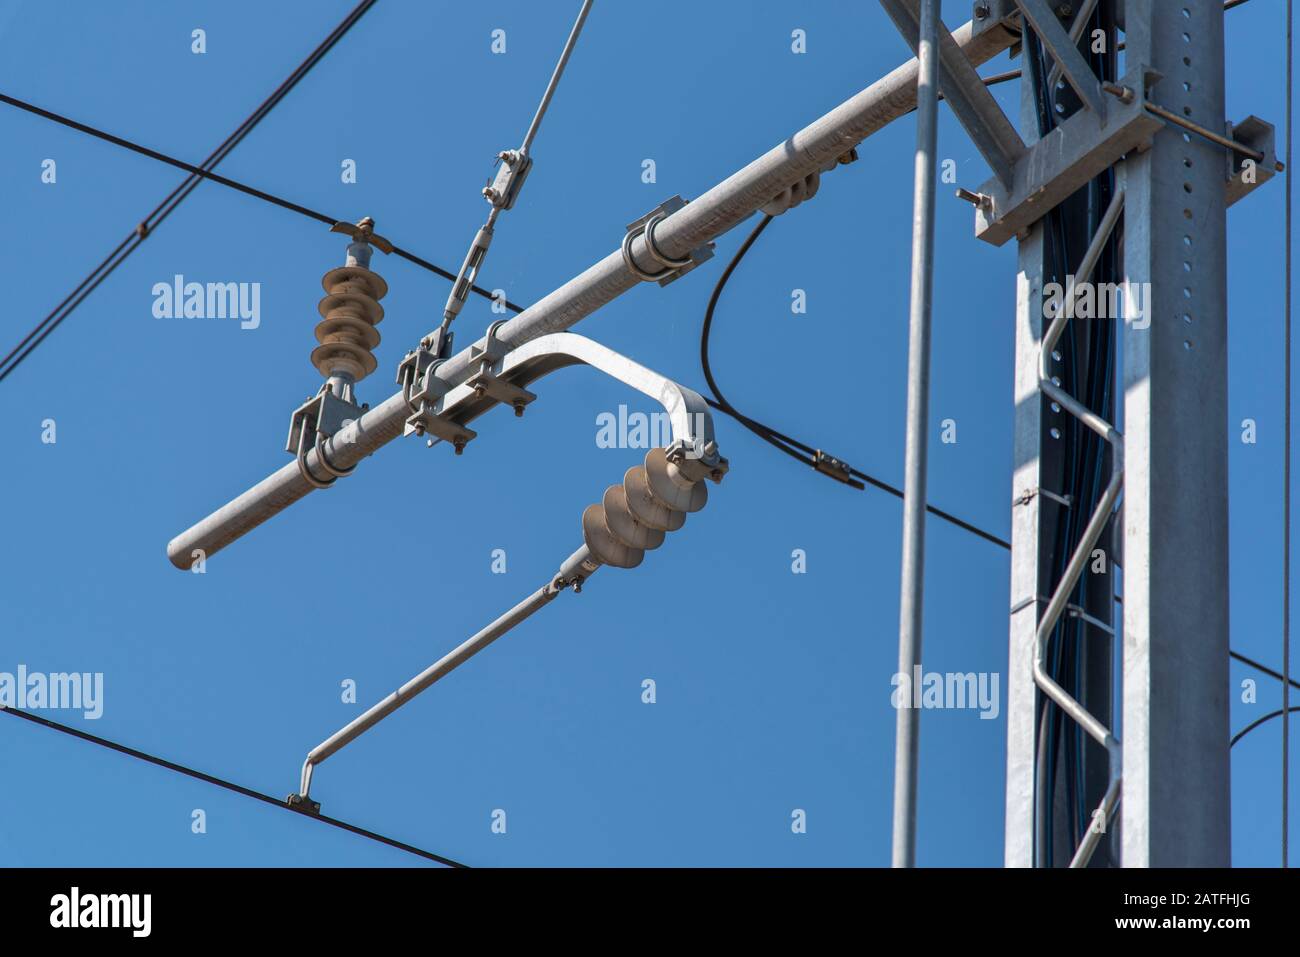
(0, 0, 1293, 867)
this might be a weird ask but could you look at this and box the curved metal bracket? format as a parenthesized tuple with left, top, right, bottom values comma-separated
(424, 331, 726, 479)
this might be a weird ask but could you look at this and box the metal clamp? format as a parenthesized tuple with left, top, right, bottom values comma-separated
(465, 321, 537, 417)
(315, 430, 355, 479)
(286, 387, 366, 488)
(397, 347, 442, 415)
(483, 149, 534, 210)
(295, 421, 334, 490)
(621, 196, 715, 287)
(402, 358, 478, 455)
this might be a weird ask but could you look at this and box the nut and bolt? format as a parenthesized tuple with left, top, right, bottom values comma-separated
(955, 187, 993, 211)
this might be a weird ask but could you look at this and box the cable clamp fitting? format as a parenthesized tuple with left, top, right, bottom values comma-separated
(285, 793, 321, 815)
(1013, 486, 1072, 509)
(483, 149, 534, 210)
(622, 195, 715, 287)
(464, 320, 537, 417)
(401, 357, 478, 455)
(286, 386, 366, 488)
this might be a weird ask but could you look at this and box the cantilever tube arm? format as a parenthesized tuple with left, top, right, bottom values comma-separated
(166, 10, 1016, 570)
(168, 333, 720, 569)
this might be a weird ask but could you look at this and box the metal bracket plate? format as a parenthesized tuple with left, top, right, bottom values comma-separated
(464, 320, 539, 414)
(973, 66, 1162, 246)
(1225, 115, 1279, 208)
(285, 389, 366, 456)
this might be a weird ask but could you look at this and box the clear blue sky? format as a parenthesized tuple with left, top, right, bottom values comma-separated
(0, 0, 1292, 867)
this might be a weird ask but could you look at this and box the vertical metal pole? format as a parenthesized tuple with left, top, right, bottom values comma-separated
(1120, 0, 1231, 866)
(1005, 69, 1052, 868)
(891, 0, 939, 869)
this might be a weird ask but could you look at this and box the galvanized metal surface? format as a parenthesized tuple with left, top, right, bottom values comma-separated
(1031, 189, 1126, 869)
(973, 67, 1162, 245)
(889, 0, 939, 871)
(1119, 0, 1232, 867)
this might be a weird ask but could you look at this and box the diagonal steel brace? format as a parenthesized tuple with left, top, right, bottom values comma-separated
(1014, 0, 1106, 115)
(879, 0, 1026, 187)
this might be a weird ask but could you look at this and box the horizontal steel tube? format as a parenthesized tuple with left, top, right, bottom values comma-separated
(167, 15, 1018, 569)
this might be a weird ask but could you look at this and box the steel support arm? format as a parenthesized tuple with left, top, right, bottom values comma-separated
(166, 12, 1020, 570)
(297, 569, 574, 801)
(427, 332, 719, 453)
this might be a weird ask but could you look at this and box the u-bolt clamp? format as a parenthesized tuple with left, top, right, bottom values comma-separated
(286, 386, 364, 489)
(293, 408, 356, 490)
(621, 195, 715, 287)
(397, 345, 444, 416)
(400, 351, 478, 455)
(465, 320, 538, 417)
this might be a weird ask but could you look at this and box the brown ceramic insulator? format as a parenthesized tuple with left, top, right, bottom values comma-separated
(311, 264, 389, 382)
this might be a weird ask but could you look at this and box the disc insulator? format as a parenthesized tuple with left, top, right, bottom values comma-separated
(582, 503, 644, 569)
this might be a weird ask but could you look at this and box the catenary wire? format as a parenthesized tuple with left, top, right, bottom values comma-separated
(0, 0, 380, 385)
(0, 92, 524, 313)
(0, 706, 466, 867)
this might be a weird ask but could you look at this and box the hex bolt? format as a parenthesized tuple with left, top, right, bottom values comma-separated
(974, 1, 990, 19)
(513, 401, 526, 417)
(453, 438, 466, 455)
(955, 187, 993, 211)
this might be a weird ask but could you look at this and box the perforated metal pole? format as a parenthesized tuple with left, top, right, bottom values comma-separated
(891, 0, 939, 870)
(1119, 0, 1231, 867)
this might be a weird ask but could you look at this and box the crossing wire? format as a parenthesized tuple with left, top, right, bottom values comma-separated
(0, 706, 466, 867)
(0, 0, 380, 385)
(0, 92, 525, 314)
